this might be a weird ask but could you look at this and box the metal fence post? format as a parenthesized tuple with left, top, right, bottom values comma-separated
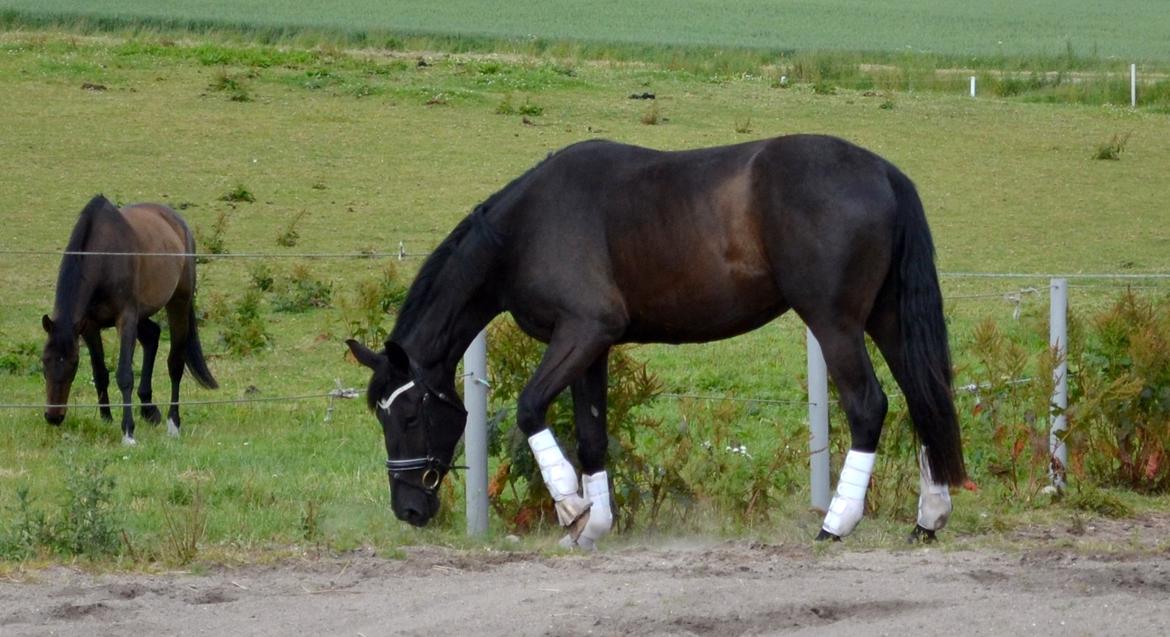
(1049, 278, 1069, 490)
(807, 328, 831, 512)
(463, 330, 489, 536)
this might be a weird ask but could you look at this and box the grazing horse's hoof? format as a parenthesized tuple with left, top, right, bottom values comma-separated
(909, 524, 938, 544)
(121, 435, 138, 446)
(100, 409, 113, 422)
(815, 529, 842, 542)
(141, 404, 163, 424)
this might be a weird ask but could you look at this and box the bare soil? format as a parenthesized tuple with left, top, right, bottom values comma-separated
(2, 518, 1169, 637)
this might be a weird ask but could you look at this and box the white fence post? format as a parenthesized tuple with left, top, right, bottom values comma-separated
(970, 76, 976, 98)
(807, 328, 831, 512)
(1049, 278, 1069, 490)
(463, 330, 490, 536)
(1131, 63, 1137, 108)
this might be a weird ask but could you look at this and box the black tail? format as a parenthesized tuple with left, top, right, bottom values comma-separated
(184, 301, 218, 389)
(888, 168, 966, 485)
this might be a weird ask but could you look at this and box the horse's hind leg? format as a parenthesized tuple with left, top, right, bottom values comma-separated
(566, 351, 613, 550)
(806, 324, 888, 541)
(114, 314, 140, 445)
(135, 318, 163, 425)
(164, 304, 189, 437)
(81, 327, 113, 421)
(866, 300, 951, 543)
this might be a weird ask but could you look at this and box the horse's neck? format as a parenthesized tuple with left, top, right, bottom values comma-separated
(398, 294, 499, 387)
(53, 254, 99, 328)
(393, 231, 502, 385)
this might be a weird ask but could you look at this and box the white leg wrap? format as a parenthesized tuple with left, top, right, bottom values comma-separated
(167, 418, 180, 437)
(528, 429, 590, 526)
(916, 446, 952, 531)
(821, 450, 875, 537)
(561, 471, 613, 551)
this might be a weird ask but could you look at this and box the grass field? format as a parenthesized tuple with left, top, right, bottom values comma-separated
(2, 0, 1170, 61)
(2, 30, 1170, 566)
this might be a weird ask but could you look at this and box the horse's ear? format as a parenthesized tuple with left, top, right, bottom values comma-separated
(346, 339, 384, 370)
(386, 341, 410, 373)
(42, 315, 54, 334)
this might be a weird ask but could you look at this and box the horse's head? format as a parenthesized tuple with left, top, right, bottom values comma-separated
(40, 315, 82, 425)
(346, 339, 467, 527)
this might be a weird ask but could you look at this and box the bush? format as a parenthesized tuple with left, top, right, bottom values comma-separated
(197, 211, 229, 260)
(483, 318, 808, 534)
(1069, 291, 1170, 492)
(0, 455, 122, 560)
(0, 339, 41, 376)
(340, 263, 408, 347)
(270, 264, 332, 312)
(219, 290, 272, 356)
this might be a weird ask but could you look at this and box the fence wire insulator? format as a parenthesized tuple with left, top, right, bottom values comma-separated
(325, 382, 360, 424)
(398, 241, 406, 261)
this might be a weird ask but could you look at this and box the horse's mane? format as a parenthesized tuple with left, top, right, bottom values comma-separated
(52, 195, 118, 328)
(388, 155, 549, 344)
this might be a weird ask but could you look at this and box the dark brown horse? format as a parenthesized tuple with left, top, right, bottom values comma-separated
(42, 195, 217, 445)
(347, 134, 966, 545)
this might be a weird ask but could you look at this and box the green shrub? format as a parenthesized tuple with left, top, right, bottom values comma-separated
(1069, 291, 1170, 492)
(0, 455, 123, 560)
(483, 318, 807, 534)
(0, 340, 41, 376)
(270, 264, 332, 313)
(340, 263, 408, 347)
(220, 290, 272, 356)
(196, 211, 229, 261)
(220, 184, 256, 203)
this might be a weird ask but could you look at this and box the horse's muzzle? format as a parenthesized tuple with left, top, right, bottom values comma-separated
(44, 410, 65, 425)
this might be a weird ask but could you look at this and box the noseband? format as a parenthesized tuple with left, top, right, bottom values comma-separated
(378, 380, 466, 493)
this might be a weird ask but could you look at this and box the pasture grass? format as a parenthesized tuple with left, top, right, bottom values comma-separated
(2, 33, 1170, 567)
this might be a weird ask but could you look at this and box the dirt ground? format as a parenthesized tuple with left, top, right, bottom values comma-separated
(2, 517, 1169, 637)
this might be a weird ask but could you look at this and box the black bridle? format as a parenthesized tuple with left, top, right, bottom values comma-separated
(378, 379, 467, 493)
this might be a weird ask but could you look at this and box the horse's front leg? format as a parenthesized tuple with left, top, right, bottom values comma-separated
(516, 321, 616, 543)
(564, 351, 613, 550)
(115, 314, 139, 446)
(81, 326, 112, 422)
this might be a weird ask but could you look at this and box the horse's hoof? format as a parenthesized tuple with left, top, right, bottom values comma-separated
(141, 405, 162, 424)
(167, 418, 180, 437)
(122, 435, 138, 447)
(909, 525, 937, 544)
(100, 409, 113, 422)
(564, 508, 591, 544)
(815, 529, 842, 542)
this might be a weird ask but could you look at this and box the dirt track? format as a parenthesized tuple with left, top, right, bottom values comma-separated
(3, 525, 1169, 637)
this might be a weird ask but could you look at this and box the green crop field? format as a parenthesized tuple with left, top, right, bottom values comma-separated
(2, 0, 1170, 61)
(1, 20, 1170, 568)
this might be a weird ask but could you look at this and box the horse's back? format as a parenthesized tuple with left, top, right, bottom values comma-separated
(500, 135, 902, 343)
(119, 204, 194, 310)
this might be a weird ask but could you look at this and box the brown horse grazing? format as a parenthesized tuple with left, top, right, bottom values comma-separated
(347, 134, 966, 546)
(42, 195, 217, 445)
